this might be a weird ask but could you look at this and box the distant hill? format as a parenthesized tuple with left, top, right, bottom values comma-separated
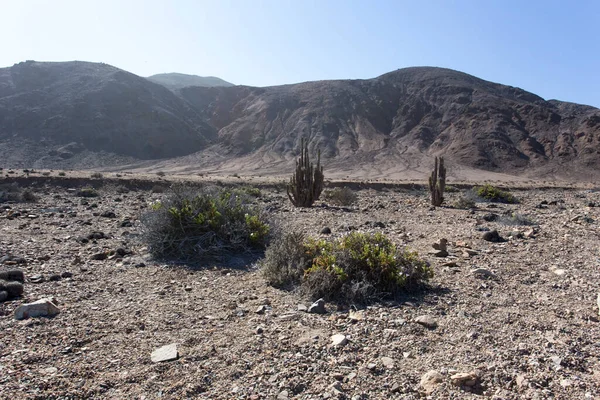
(147, 73, 234, 90)
(1, 61, 600, 180)
(0, 61, 216, 163)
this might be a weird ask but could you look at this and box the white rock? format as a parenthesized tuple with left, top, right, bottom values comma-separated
(420, 370, 444, 394)
(151, 343, 178, 363)
(330, 334, 348, 347)
(381, 356, 394, 368)
(414, 315, 438, 329)
(14, 298, 60, 320)
(450, 371, 478, 386)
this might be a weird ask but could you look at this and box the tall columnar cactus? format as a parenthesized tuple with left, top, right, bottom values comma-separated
(286, 138, 324, 207)
(428, 156, 446, 206)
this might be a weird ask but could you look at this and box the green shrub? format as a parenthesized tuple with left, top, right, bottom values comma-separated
(324, 187, 358, 206)
(474, 184, 517, 204)
(156, 171, 166, 177)
(77, 188, 99, 198)
(58, 172, 66, 177)
(141, 185, 271, 262)
(261, 231, 431, 302)
(91, 172, 104, 179)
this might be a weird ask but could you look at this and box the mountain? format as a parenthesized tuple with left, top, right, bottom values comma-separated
(1, 61, 599, 179)
(147, 73, 234, 90)
(0, 61, 216, 162)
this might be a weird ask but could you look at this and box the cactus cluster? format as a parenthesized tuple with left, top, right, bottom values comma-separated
(429, 156, 446, 206)
(286, 138, 324, 207)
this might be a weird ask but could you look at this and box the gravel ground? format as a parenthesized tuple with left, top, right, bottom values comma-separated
(1, 176, 600, 399)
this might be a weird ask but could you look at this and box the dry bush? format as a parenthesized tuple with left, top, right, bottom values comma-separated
(141, 185, 271, 263)
(324, 187, 358, 206)
(261, 231, 432, 303)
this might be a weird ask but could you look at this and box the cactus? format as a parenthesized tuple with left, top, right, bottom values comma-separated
(286, 138, 324, 207)
(429, 156, 446, 206)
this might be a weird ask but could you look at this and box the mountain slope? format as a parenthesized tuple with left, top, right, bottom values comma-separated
(177, 67, 600, 175)
(147, 73, 233, 90)
(1, 62, 599, 179)
(0, 61, 216, 161)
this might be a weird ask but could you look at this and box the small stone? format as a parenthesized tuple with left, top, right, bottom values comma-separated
(482, 230, 504, 242)
(414, 315, 438, 329)
(348, 310, 365, 321)
(331, 334, 348, 347)
(14, 298, 60, 320)
(297, 304, 308, 312)
(256, 326, 264, 334)
(277, 390, 289, 400)
(308, 298, 326, 314)
(516, 374, 528, 388)
(30, 274, 44, 283)
(330, 381, 343, 394)
(553, 269, 566, 276)
(367, 363, 377, 370)
(471, 268, 497, 279)
(100, 211, 117, 218)
(61, 271, 73, 278)
(381, 356, 394, 368)
(321, 227, 332, 234)
(390, 382, 401, 393)
(91, 252, 108, 261)
(48, 274, 62, 282)
(432, 238, 448, 252)
(420, 370, 444, 394)
(255, 305, 268, 314)
(0, 269, 25, 282)
(150, 343, 178, 363)
(450, 371, 479, 387)
(184, 286, 192, 292)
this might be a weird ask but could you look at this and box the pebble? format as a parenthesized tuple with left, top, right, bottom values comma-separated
(150, 343, 178, 363)
(450, 371, 479, 387)
(381, 356, 394, 368)
(308, 298, 326, 314)
(331, 334, 348, 347)
(321, 227, 332, 234)
(14, 298, 60, 320)
(482, 230, 504, 242)
(297, 304, 308, 312)
(414, 315, 438, 329)
(420, 370, 444, 394)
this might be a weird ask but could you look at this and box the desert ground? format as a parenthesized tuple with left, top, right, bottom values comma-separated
(1, 170, 600, 400)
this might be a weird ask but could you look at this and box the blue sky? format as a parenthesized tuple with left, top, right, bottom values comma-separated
(2, 0, 599, 107)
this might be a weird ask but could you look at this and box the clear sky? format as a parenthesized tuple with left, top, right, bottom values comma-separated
(2, 0, 599, 107)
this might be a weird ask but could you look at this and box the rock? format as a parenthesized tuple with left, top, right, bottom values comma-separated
(100, 211, 116, 218)
(331, 334, 348, 347)
(255, 305, 268, 314)
(120, 219, 133, 227)
(308, 298, 326, 314)
(0, 281, 24, 297)
(482, 230, 505, 242)
(330, 381, 343, 394)
(524, 227, 535, 238)
(553, 269, 566, 276)
(432, 238, 448, 252)
(150, 343, 178, 363)
(450, 371, 479, 387)
(0, 269, 24, 282)
(414, 315, 438, 329)
(597, 293, 600, 316)
(297, 304, 308, 312)
(381, 356, 394, 368)
(321, 227, 332, 234)
(61, 271, 73, 278)
(91, 252, 108, 261)
(255, 326, 264, 334)
(471, 268, 497, 279)
(420, 370, 444, 394)
(14, 298, 60, 320)
(390, 382, 401, 393)
(367, 363, 377, 370)
(30, 274, 45, 283)
(87, 231, 106, 240)
(516, 374, 528, 388)
(48, 274, 62, 282)
(0, 291, 8, 302)
(462, 249, 479, 257)
(277, 390, 289, 400)
(482, 213, 498, 222)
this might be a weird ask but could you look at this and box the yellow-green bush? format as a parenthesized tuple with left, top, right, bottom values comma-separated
(142, 186, 270, 262)
(475, 184, 517, 204)
(261, 231, 431, 302)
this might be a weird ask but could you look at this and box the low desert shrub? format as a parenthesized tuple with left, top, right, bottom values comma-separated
(324, 187, 358, 206)
(261, 231, 431, 302)
(91, 172, 104, 179)
(58, 172, 66, 177)
(454, 191, 477, 209)
(77, 187, 99, 198)
(141, 185, 271, 262)
(0, 183, 36, 203)
(156, 171, 166, 177)
(151, 185, 166, 194)
(474, 184, 517, 204)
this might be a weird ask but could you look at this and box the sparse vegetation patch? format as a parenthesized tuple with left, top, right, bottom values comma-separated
(261, 231, 431, 302)
(324, 187, 358, 206)
(474, 184, 518, 203)
(142, 185, 271, 262)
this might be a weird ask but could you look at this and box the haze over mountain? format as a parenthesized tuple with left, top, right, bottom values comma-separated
(147, 73, 234, 90)
(1, 60, 599, 180)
